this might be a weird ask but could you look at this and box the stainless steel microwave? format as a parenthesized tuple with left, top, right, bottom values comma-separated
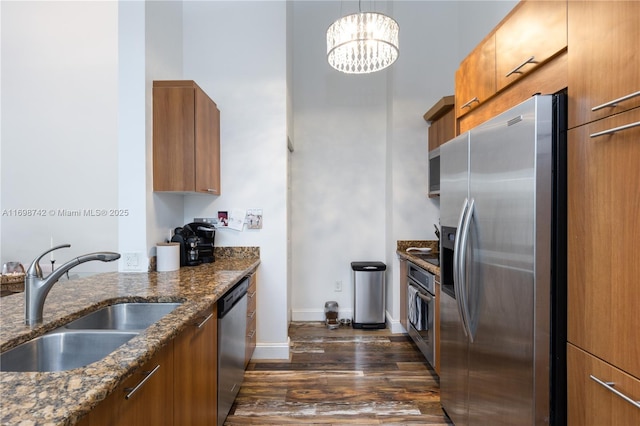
(428, 147, 440, 195)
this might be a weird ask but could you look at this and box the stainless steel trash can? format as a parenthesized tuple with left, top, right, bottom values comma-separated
(351, 261, 386, 329)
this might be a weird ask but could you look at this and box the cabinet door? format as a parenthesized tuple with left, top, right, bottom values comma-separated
(568, 0, 640, 128)
(194, 86, 221, 195)
(455, 34, 496, 119)
(85, 343, 174, 426)
(246, 273, 257, 367)
(428, 109, 455, 152)
(495, 0, 567, 91)
(568, 343, 640, 426)
(174, 306, 217, 426)
(153, 86, 196, 192)
(567, 107, 640, 378)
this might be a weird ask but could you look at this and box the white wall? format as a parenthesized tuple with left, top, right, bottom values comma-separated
(181, 1, 290, 359)
(1, 1, 120, 273)
(145, 1, 185, 257)
(290, 1, 515, 328)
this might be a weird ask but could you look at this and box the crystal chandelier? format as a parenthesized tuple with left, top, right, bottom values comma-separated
(326, 8, 399, 74)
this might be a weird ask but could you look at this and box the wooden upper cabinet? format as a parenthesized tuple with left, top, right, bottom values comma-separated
(567, 107, 640, 379)
(455, 34, 496, 119)
(424, 96, 455, 151)
(153, 80, 221, 195)
(495, 0, 567, 91)
(568, 0, 640, 128)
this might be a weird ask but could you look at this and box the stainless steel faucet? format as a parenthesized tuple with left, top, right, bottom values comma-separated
(25, 244, 121, 326)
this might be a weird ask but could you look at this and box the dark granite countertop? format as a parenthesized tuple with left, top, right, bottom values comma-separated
(0, 249, 260, 425)
(396, 240, 440, 276)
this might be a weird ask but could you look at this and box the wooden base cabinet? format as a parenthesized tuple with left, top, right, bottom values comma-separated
(79, 342, 174, 426)
(174, 306, 217, 426)
(78, 306, 220, 426)
(567, 107, 640, 379)
(568, 343, 640, 426)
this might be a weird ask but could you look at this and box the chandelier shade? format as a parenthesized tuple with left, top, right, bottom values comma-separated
(327, 12, 399, 74)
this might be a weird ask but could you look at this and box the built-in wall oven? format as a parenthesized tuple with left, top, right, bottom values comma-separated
(407, 261, 436, 368)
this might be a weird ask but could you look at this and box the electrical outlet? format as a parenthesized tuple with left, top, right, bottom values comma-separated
(123, 252, 140, 271)
(335, 280, 342, 292)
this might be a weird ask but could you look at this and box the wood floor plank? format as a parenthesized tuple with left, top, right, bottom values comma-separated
(225, 322, 451, 425)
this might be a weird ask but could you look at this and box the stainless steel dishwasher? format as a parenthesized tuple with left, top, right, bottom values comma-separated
(217, 277, 249, 426)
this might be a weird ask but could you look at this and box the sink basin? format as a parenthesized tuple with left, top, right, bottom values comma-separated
(64, 302, 182, 330)
(0, 331, 138, 372)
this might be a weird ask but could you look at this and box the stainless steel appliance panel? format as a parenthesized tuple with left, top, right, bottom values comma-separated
(440, 132, 470, 229)
(465, 96, 552, 425)
(439, 95, 559, 425)
(218, 279, 249, 426)
(440, 290, 470, 426)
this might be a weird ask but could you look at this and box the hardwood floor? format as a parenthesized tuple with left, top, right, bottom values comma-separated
(225, 322, 451, 425)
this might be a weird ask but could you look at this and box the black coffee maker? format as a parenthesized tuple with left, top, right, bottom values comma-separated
(171, 222, 216, 266)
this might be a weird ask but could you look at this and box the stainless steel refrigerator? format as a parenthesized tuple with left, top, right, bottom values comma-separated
(439, 95, 566, 425)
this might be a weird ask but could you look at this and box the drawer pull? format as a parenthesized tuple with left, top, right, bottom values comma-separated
(590, 375, 640, 409)
(505, 56, 535, 77)
(590, 121, 640, 139)
(195, 312, 214, 329)
(592, 91, 640, 112)
(248, 310, 256, 320)
(124, 364, 161, 400)
(460, 97, 479, 110)
(248, 291, 257, 299)
(204, 188, 218, 194)
(248, 330, 256, 339)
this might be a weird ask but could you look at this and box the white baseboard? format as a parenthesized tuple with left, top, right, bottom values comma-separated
(251, 338, 291, 360)
(291, 309, 406, 334)
(291, 308, 353, 322)
(386, 312, 406, 334)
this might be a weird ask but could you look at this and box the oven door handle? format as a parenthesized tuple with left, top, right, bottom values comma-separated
(416, 291, 432, 303)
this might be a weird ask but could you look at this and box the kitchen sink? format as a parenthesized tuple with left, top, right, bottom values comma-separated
(64, 302, 182, 330)
(0, 302, 182, 372)
(0, 330, 138, 372)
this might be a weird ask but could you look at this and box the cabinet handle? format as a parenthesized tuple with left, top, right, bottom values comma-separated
(505, 56, 535, 77)
(194, 312, 214, 329)
(204, 188, 218, 194)
(460, 97, 479, 110)
(590, 121, 640, 139)
(247, 330, 256, 339)
(591, 91, 640, 112)
(248, 310, 256, 320)
(124, 364, 161, 400)
(589, 375, 640, 409)
(248, 291, 256, 299)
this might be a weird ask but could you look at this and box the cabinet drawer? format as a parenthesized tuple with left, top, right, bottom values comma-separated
(568, 344, 640, 425)
(567, 107, 640, 378)
(495, 0, 567, 91)
(568, 0, 640, 128)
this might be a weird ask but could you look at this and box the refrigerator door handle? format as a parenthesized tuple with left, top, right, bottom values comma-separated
(453, 198, 470, 337)
(458, 197, 475, 342)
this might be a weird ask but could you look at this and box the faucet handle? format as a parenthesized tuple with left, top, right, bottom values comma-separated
(26, 244, 71, 278)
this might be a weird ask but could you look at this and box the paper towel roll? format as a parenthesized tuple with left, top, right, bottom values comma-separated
(157, 243, 180, 272)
